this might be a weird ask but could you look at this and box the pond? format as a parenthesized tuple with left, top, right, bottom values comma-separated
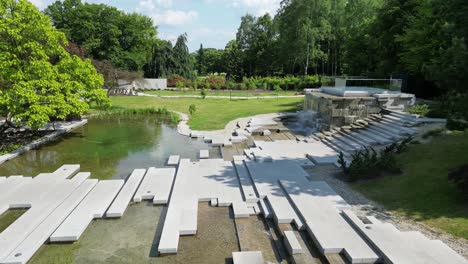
(0, 116, 217, 179)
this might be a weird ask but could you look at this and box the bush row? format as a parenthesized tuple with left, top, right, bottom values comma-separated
(338, 136, 413, 181)
(167, 75, 321, 91)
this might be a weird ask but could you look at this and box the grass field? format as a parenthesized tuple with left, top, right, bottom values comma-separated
(108, 96, 303, 130)
(353, 131, 468, 239)
(142, 89, 300, 97)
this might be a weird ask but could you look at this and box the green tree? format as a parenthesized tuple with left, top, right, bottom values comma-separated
(45, 0, 157, 71)
(0, 0, 109, 131)
(223, 40, 244, 81)
(196, 44, 206, 75)
(172, 33, 193, 78)
(144, 40, 175, 78)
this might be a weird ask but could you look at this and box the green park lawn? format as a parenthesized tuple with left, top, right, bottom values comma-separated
(353, 131, 468, 239)
(142, 89, 300, 97)
(108, 96, 303, 131)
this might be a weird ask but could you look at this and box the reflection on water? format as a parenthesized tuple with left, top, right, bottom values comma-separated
(0, 116, 212, 179)
(30, 203, 239, 264)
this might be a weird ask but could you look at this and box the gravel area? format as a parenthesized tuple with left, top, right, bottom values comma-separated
(304, 164, 468, 260)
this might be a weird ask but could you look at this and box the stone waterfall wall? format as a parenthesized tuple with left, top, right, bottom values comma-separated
(303, 91, 417, 128)
(304, 92, 381, 128)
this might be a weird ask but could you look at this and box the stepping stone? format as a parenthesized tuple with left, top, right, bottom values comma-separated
(50, 180, 124, 242)
(263, 130, 271, 136)
(232, 251, 264, 264)
(199, 150, 209, 159)
(0, 173, 90, 261)
(343, 210, 467, 264)
(279, 180, 379, 263)
(284, 231, 303, 255)
(133, 167, 176, 204)
(106, 169, 146, 218)
(167, 155, 180, 166)
(233, 161, 259, 203)
(3, 179, 97, 264)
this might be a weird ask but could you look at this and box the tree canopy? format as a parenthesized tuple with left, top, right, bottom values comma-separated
(45, 0, 158, 72)
(0, 0, 109, 130)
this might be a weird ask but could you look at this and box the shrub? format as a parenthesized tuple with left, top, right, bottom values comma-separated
(167, 75, 186, 87)
(201, 88, 207, 99)
(447, 118, 468, 131)
(422, 128, 445, 139)
(408, 104, 430, 116)
(339, 136, 413, 181)
(193, 81, 198, 90)
(189, 104, 197, 115)
(175, 81, 184, 89)
(448, 164, 468, 200)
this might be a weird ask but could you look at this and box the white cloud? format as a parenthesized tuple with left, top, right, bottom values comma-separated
(229, 0, 281, 15)
(152, 10, 198, 26)
(29, 0, 45, 9)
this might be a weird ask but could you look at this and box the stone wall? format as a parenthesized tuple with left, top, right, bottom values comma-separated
(303, 91, 414, 128)
(118, 79, 167, 90)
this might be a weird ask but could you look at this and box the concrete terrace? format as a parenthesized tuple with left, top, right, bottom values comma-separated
(0, 111, 465, 264)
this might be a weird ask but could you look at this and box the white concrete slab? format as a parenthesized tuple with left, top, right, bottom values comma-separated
(279, 180, 378, 263)
(2, 179, 98, 264)
(245, 160, 306, 230)
(158, 159, 249, 254)
(50, 180, 124, 242)
(34, 165, 80, 181)
(343, 210, 467, 264)
(233, 160, 259, 203)
(0, 173, 90, 261)
(358, 129, 393, 145)
(199, 149, 209, 159)
(133, 167, 176, 205)
(263, 130, 271, 136)
(284, 231, 303, 255)
(106, 169, 145, 218)
(232, 251, 264, 264)
(167, 155, 180, 166)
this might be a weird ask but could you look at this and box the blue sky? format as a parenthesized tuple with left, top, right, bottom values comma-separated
(31, 0, 281, 52)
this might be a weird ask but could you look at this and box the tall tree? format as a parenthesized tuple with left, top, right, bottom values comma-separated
(144, 40, 175, 78)
(0, 0, 109, 130)
(172, 33, 193, 78)
(223, 40, 244, 81)
(196, 44, 206, 75)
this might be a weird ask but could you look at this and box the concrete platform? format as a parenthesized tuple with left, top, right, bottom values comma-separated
(279, 180, 379, 263)
(106, 169, 146, 218)
(284, 230, 303, 255)
(199, 149, 209, 159)
(167, 155, 180, 166)
(0, 172, 91, 261)
(343, 210, 467, 264)
(2, 179, 98, 264)
(50, 180, 124, 242)
(233, 161, 259, 203)
(133, 167, 176, 204)
(158, 159, 250, 254)
(232, 251, 264, 264)
(245, 160, 307, 230)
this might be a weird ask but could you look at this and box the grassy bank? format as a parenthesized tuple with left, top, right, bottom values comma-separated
(353, 131, 468, 239)
(142, 89, 300, 97)
(90, 107, 180, 124)
(109, 96, 303, 130)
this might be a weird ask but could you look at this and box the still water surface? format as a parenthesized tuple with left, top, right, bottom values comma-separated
(0, 116, 215, 179)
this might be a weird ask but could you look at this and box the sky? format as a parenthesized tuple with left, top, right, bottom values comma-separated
(31, 0, 282, 52)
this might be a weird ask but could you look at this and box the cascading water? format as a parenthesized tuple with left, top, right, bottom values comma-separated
(280, 111, 323, 136)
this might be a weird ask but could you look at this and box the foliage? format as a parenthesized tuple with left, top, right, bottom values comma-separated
(422, 128, 445, 139)
(448, 164, 468, 200)
(144, 35, 194, 79)
(200, 88, 207, 99)
(45, 0, 157, 71)
(340, 136, 414, 181)
(188, 104, 197, 115)
(167, 75, 186, 88)
(447, 119, 468, 131)
(0, 0, 109, 130)
(408, 104, 430, 116)
(90, 107, 179, 123)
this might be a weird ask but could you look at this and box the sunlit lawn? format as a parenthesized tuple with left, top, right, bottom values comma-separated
(353, 131, 468, 239)
(143, 89, 300, 97)
(109, 96, 303, 130)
